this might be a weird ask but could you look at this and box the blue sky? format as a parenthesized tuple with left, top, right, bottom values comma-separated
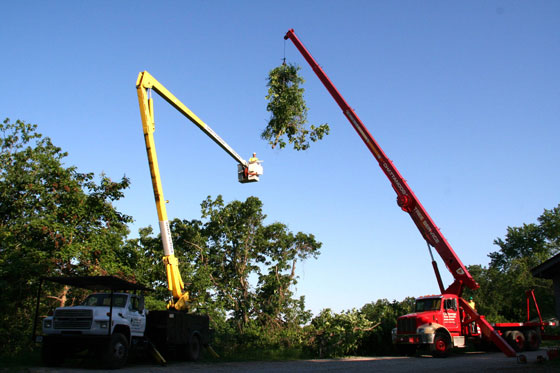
(2, 1, 559, 315)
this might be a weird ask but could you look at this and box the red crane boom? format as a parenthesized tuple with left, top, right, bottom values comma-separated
(284, 29, 477, 295)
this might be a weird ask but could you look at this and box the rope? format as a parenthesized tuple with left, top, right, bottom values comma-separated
(282, 38, 287, 66)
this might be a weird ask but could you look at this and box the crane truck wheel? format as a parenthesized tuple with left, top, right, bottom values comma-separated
(103, 333, 129, 369)
(506, 330, 525, 352)
(186, 333, 202, 361)
(431, 331, 451, 357)
(523, 329, 541, 351)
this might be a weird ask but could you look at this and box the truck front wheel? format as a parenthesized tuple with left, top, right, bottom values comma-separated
(431, 332, 451, 357)
(103, 333, 129, 369)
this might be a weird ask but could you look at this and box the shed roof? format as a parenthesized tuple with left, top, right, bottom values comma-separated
(531, 253, 560, 279)
(41, 276, 152, 291)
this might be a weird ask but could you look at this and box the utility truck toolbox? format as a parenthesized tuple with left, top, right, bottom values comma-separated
(145, 310, 210, 360)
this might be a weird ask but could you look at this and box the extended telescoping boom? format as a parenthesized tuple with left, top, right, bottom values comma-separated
(283, 29, 516, 357)
(136, 71, 262, 311)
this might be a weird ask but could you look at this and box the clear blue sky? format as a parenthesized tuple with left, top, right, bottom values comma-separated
(2, 1, 559, 315)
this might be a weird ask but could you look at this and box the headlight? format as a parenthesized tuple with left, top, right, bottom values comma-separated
(96, 320, 109, 328)
(43, 319, 52, 328)
(391, 328, 397, 336)
(417, 328, 424, 334)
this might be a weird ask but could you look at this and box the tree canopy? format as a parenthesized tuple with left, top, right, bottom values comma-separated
(129, 195, 322, 334)
(465, 205, 559, 322)
(0, 118, 132, 355)
(262, 63, 329, 151)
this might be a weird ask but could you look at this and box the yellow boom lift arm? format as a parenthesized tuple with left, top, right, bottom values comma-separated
(136, 71, 262, 311)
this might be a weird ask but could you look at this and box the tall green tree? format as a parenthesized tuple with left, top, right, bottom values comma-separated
(0, 119, 132, 355)
(199, 195, 321, 332)
(130, 195, 321, 338)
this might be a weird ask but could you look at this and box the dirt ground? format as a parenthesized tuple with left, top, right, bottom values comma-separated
(15, 349, 559, 373)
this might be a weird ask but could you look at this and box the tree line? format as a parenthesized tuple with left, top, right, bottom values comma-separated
(0, 119, 557, 359)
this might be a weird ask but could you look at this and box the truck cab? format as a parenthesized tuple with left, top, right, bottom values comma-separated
(42, 292, 146, 339)
(392, 294, 465, 356)
(34, 276, 154, 369)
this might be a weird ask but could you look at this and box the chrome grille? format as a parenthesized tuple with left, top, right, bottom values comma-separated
(54, 309, 93, 330)
(397, 317, 417, 333)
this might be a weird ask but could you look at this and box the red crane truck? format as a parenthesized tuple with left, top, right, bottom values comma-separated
(283, 29, 551, 357)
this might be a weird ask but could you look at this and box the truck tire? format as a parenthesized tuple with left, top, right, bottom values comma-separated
(103, 333, 129, 369)
(524, 329, 541, 351)
(41, 339, 65, 367)
(506, 330, 525, 352)
(186, 333, 202, 361)
(431, 331, 451, 357)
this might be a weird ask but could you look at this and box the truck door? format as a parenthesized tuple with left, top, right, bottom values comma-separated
(442, 297, 460, 332)
(128, 295, 146, 336)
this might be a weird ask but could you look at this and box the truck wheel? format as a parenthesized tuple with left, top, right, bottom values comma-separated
(41, 339, 65, 367)
(431, 332, 451, 357)
(103, 333, 129, 369)
(506, 330, 525, 352)
(186, 333, 202, 361)
(524, 329, 541, 351)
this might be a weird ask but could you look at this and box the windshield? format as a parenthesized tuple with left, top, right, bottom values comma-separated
(81, 294, 128, 308)
(415, 298, 441, 312)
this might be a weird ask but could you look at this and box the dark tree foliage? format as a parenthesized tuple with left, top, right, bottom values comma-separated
(358, 298, 415, 356)
(0, 119, 132, 355)
(465, 205, 559, 322)
(262, 63, 329, 151)
(489, 205, 560, 271)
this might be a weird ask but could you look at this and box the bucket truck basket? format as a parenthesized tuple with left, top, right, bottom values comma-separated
(238, 162, 263, 183)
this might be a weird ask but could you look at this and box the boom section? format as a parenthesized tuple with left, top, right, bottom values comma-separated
(136, 71, 256, 310)
(284, 29, 478, 293)
(137, 71, 248, 166)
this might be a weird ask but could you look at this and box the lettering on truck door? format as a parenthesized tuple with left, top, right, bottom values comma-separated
(442, 298, 459, 331)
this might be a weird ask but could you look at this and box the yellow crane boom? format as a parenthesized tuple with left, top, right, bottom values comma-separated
(136, 71, 262, 310)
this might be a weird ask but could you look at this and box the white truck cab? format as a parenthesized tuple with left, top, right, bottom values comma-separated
(42, 292, 146, 338)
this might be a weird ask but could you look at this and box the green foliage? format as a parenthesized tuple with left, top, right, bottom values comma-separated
(262, 63, 329, 151)
(305, 308, 373, 358)
(489, 205, 560, 271)
(0, 118, 132, 356)
(359, 298, 415, 355)
(131, 194, 321, 337)
(466, 204, 559, 323)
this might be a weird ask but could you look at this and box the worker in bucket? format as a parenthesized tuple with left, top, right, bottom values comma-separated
(249, 152, 259, 163)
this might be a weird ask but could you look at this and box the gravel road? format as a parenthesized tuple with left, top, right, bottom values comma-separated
(16, 349, 558, 373)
